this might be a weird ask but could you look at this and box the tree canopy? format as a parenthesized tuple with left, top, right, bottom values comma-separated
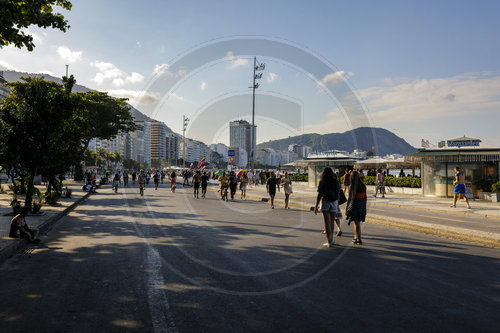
(0, 75, 137, 207)
(0, 0, 72, 51)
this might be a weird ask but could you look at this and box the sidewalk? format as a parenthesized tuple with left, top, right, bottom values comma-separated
(227, 181, 500, 248)
(0, 181, 91, 262)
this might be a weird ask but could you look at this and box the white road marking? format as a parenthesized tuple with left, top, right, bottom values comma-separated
(122, 191, 178, 333)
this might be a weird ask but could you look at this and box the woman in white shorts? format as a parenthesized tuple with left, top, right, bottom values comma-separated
(314, 167, 342, 247)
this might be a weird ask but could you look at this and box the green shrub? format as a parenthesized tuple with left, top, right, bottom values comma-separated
(64, 187, 72, 198)
(492, 181, 500, 193)
(44, 191, 60, 205)
(10, 197, 21, 214)
(476, 179, 496, 192)
(289, 174, 308, 182)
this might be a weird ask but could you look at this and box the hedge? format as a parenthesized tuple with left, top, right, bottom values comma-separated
(289, 174, 308, 182)
(341, 175, 421, 188)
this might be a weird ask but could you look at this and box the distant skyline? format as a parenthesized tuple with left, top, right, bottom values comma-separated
(1, 0, 499, 147)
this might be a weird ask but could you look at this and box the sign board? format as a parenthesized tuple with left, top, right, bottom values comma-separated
(228, 149, 235, 157)
(465, 182, 474, 199)
(228, 156, 234, 164)
(447, 140, 480, 147)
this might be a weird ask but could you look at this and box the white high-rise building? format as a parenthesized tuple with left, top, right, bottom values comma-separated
(210, 143, 229, 162)
(258, 148, 279, 167)
(229, 120, 256, 166)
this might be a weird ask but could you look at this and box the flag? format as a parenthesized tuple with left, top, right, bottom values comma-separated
(197, 156, 206, 168)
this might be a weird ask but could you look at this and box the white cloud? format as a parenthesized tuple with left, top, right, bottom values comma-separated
(0, 59, 18, 71)
(136, 41, 142, 48)
(57, 46, 83, 63)
(91, 61, 144, 86)
(227, 55, 249, 70)
(151, 63, 187, 78)
(107, 89, 160, 105)
(200, 81, 206, 91)
(321, 70, 353, 85)
(38, 69, 55, 76)
(267, 72, 279, 83)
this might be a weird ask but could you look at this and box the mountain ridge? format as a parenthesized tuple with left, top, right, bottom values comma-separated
(257, 127, 416, 156)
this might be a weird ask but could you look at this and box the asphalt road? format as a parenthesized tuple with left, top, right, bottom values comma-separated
(0, 182, 499, 332)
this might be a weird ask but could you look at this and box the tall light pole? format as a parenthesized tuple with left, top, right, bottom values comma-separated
(251, 56, 265, 171)
(182, 115, 189, 168)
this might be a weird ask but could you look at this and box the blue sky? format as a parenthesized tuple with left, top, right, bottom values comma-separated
(1, 0, 499, 147)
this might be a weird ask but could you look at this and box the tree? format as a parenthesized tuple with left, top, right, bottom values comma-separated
(0, 75, 137, 207)
(0, 0, 72, 51)
(122, 158, 140, 171)
(0, 76, 78, 207)
(77, 91, 137, 147)
(73, 91, 136, 180)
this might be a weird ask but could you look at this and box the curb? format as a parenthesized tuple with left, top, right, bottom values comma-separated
(369, 201, 500, 220)
(366, 215, 500, 248)
(0, 191, 91, 265)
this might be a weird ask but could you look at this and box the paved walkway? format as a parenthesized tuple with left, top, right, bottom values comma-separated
(204, 181, 500, 247)
(0, 181, 90, 261)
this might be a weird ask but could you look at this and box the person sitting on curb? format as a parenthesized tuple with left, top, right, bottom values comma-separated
(9, 207, 41, 243)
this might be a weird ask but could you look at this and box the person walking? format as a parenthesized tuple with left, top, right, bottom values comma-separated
(314, 168, 340, 247)
(161, 170, 165, 184)
(123, 170, 129, 186)
(132, 171, 137, 185)
(201, 171, 209, 198)
(170, 171, 177, 192)
(229, 171, 237, 200)
(193, 170, 202, 198)
(153, 169, 160, 190)
(138, 170, 146, 196)
(113, 173, 120, 193)
(183, 170, 190, 187)
(343, 169, 351, 195)
(346, 171, 367, 245)
(240, 172, 248, 200)
(218, 171, 229, 201)
(374, 168, 385, 198)
(281, 172, 293, 209)
(451, 166, 471, 209)
(266, 172, 279, 209)
(146, 171, 151, 185)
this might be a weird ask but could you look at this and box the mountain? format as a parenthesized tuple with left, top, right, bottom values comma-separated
(2, 70, 155, 124)
(257, 127, 416, 156)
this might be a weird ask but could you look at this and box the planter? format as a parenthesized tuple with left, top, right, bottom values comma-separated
(482, 192, 500, 202)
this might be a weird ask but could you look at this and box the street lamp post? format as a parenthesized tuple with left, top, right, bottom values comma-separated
(250, 56, 265, 171)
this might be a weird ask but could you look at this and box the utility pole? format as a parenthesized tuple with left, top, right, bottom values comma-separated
(65, 64, 69, 77)
(250, 57, 265, 171)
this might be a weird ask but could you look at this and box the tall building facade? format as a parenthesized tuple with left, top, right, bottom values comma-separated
(150, 121, 168, 161)
(209, 143, 229, 162)
(288, 144, 312, 159)
(182, 139, 210, 164)
(130, 121, 151, 167)
(166, 133, 180, 165)
(229, 120, 256, 167)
